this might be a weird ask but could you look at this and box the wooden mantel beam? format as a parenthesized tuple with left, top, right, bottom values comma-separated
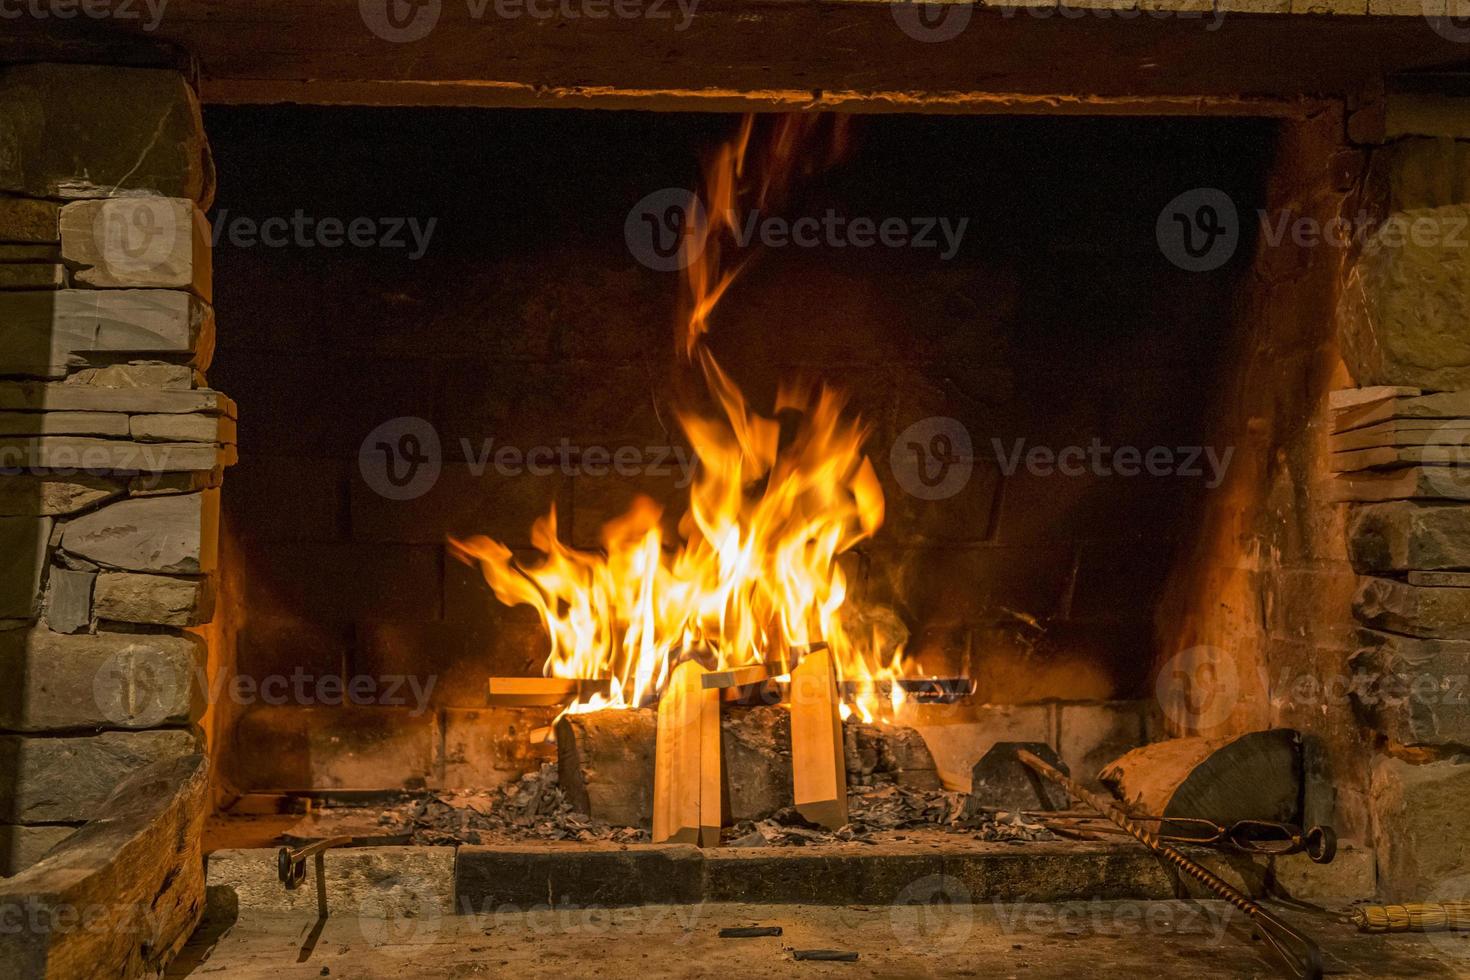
(0, 5, 1464, 112)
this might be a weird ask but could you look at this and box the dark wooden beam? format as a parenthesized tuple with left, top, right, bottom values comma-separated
(0, 5, 1466, 111)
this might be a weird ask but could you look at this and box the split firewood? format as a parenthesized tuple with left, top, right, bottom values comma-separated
(652, 660, 720, 845)
(789, 648, 848, 830)
(556, 705, 938, 828)
(1098, 728, 1302, 829)
(486, 677, 612, 707)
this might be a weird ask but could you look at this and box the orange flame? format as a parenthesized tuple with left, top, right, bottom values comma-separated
(452, 114, 904, 720)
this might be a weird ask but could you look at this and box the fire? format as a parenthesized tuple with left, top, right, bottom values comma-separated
(451, 115, 906, 721)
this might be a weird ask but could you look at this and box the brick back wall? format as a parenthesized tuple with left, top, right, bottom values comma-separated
(207, 108, 1273, 731)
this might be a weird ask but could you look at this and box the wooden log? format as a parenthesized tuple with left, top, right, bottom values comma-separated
(557, 706, 939, 826)
(1098, 729, 1301, 829)
(788, 648, 848, 829)
(486, 676, 612, 706)
(652, 660, 720, 846)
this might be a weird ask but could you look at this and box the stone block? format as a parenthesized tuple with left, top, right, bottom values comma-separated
(0, 199, 59, 244)
(1056, 701, 1153, 789)
(0, 411, 129, 437)
(0, 245, 60, 263)
(130, 470, 221, 498)
(0, 437, 228, 474)
(93, 572, 214, 627)
(42, 567, 93, 634)
(0, 628, 204, 731)
(0, 474, 122, 517)
(1354, 576, 1470, 640)
(1371, 754, 1470, 901)
(59, 199, 211, 299)
(0, 516, 50, 619)
(454, 844, 703, 909)
(0, 265, 62, 290)
(60, 491, 217, 574)
(901, 702, 1054, 791)
(0, 825, 75, 877)
(1349, 501, 1470, 573)
(1350, 629, 1470, 747)
(1374, 137, 1470, 212)
(130, 413, 235, 444)
(0, 381, 232, 416)
(207, 846, 455, 916)
(228, 706, 436, 792)
(63, 363, 193, 389)
(0, 289, 214, 378)
(0, 64, 211, 203)
(0, 730, 197, 823)
(437, 707, 556, 789)
(1338, 204, 1470, 390)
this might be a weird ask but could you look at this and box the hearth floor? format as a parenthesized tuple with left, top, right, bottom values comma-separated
(166, 900, 1467, 978)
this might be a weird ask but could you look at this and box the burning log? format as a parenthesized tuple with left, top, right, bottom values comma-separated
(652, 660, 721, 846)
(1098, 729, 1302, 829)
(788, 648, 848, 830)
(555, 705, 938, 829)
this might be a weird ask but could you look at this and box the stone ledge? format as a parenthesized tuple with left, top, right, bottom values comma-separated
(60, 199, 212, 300)
(0, 437, 234, 473)
(207, 846, 456, 917)
(1348, 501, 1470, 573)
(1354, 576, 1470, 640)
(0, 381, 235, 417)
(0, 755, 208, 977)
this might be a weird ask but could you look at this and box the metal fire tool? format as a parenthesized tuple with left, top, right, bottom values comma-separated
(1015, 748, 1325, 980)
(1111, 815, 1337, 863)
(277, 835, 354, 890)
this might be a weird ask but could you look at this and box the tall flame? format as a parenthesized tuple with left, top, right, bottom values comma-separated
(452, 114, 904, 720)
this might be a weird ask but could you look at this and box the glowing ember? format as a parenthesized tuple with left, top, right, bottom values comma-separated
(451, 115, 907, 721)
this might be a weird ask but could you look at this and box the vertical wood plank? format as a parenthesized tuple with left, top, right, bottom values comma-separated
(653, 659, 722, 845)
(789, 648, 848, 829)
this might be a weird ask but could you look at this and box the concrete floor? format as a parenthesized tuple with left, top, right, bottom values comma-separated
(167, 900, 1469, 978)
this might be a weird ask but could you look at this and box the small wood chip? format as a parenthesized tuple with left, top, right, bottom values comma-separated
(719, 926, 783, 938)
(793, 950, 859, 962)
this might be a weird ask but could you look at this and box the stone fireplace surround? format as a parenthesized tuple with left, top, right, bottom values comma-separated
(0, 10, 1468, 975)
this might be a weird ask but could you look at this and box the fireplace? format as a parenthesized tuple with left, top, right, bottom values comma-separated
(3, 10, 1470, 978)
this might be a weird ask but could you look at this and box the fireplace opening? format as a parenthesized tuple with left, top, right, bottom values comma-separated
(203, 106, 1283, 827)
